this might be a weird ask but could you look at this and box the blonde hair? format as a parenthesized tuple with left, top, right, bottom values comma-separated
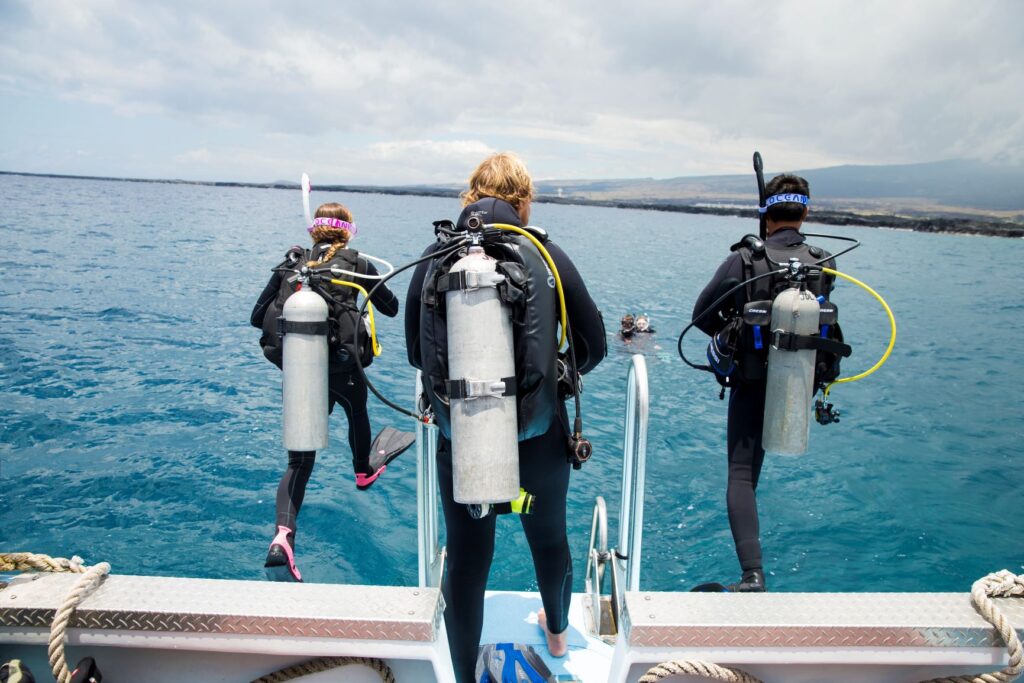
(460, 152, 535, 210)
(308, 202, 353, 266)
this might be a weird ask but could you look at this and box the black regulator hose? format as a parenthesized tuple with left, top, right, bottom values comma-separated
(676, 268, 787, 371)
(350, 237, 471, 421)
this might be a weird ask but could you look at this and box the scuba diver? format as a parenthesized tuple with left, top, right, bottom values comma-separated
(691, 173, 845, 592)
(620, 313, 637, 339)
(635, 313, 655, 334)
(405, 152, 606, 683)
(250, 201, 404, 583)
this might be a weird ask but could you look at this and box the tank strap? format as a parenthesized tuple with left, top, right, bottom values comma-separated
(446, 376, 517, 400)
(771, 331, 852, 356)
(437, 269, 505, 293)
(277, 319, 329, 336)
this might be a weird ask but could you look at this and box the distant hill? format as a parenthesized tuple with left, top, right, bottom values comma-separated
(534, 160, 1024, 214)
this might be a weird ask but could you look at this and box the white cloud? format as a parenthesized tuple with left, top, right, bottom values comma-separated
(1, 0, 1021, 181)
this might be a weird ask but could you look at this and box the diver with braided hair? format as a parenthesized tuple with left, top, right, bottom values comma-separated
(250, 201, 399, 582)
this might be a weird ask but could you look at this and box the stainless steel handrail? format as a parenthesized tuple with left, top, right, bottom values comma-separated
(584, 496, 608, 629)
(416, 371, 443, 588)
(617, 354, 649, 592)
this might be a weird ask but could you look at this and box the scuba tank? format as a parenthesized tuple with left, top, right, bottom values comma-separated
(445, 245, 520, 506)
(762, 285, 820, 455)
(281, 285, 329, 451)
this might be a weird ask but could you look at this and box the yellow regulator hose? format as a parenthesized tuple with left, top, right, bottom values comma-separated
(488, 223, 569, 349)
(328, 279, 382, 357)
(820, 267, 896, 397)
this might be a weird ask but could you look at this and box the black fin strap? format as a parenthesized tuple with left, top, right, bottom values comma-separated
(446, 376, 517, 399)
(277, 318, 329, 336)
(772, 331, 852, 357)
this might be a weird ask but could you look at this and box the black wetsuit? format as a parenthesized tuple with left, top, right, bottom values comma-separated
(692, 228, 834, 579)
(405, 199, 605, 683)
(250, 254, 398, 534)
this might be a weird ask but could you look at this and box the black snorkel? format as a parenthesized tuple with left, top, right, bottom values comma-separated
(754, 151, 767, 241)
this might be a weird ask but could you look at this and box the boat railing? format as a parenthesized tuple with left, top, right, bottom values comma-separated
(586, 354, 649, 636)
(415, 371, 445, 589)
(618, 353, 649, 593)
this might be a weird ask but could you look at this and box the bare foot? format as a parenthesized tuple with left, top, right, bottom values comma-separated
(537, 608, 568, 657)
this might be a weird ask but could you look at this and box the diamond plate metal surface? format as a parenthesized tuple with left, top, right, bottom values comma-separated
(623, 592, 1024, 649)
(0, 574, 443, 642)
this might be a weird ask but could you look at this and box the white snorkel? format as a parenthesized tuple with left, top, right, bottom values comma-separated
(301, 172, 313, 228)
(300, 172, 395, 280)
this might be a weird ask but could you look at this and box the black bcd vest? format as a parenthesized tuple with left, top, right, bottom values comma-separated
(419, 227, 559, 442)
(259, 245, 373, 373)
(730, 237, 842, 384)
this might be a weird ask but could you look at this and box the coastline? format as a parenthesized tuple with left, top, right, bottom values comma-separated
(3, 170, 1022, 238)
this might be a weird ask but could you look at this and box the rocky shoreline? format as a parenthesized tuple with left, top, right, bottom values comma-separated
(4, 170, 1022, 238)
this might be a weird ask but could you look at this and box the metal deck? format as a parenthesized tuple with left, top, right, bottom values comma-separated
(0, 572, 454, 681)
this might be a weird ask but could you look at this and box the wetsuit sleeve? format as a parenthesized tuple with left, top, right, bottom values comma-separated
(250, 271, 281, 328)
(546, 241, 606, 376)
(404, 244, 437, 370)
(692, 253, 744, 337)
(358, 260, 399, 318)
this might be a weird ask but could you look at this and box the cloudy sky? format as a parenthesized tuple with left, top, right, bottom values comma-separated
(1, 0, 1022, 185)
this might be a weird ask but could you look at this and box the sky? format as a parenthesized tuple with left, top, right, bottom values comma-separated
(1, 0, 1022, 185)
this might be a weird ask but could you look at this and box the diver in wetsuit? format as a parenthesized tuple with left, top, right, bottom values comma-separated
(405, 153, 606, 682)
(692, 174, 840, 592)
(250, 202, 400, 582)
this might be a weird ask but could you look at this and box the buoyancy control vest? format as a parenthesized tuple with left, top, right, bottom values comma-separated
(730, 236, 843, 384)
(419, 201, 559, 442)
(260, 244, 373, 372)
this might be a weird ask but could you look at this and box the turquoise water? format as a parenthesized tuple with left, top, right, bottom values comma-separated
(1, 174, 1022, 592)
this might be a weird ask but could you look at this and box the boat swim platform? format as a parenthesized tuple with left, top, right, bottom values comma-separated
(2, 572, 1022, 682)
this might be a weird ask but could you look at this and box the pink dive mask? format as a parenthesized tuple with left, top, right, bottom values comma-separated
(308, 216, 358, 236)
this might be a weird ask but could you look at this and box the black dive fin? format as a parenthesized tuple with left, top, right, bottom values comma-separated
(690, 582, 730, 592)
(368, 427, 415, 471)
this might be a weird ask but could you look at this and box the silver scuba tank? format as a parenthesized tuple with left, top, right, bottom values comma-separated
(762, 285, 820, 455)
(281, 285, 329, 451)
(446, 246, 520, 505)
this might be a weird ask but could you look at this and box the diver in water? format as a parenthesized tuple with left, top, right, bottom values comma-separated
(250, 202, 403, 582)
(620, 313, 637, 339)
(634, 313, 655, 334)
(406, 153, 606, 682)
(691, 174, 842, 592)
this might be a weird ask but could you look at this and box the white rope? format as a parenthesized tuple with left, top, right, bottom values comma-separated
(0, 552, 86, 574)
(251, 656, 396, 682)
(1, 553, 110, 683)
(639, 659, 763, 683)
(46, 562, 111, 683)
(918, 570, 1024, 683)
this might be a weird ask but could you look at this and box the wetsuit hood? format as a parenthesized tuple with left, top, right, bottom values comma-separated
(765, 227, 806, 247)
(456, 197, 522, 230)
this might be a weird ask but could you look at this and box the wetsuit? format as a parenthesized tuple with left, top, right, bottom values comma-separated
(692, 228, 834, 581)
(250, 253, 398, 533)
(405, 199, 605, 683)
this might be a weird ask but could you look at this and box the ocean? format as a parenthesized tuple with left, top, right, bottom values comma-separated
(1, 173, 1021, 592)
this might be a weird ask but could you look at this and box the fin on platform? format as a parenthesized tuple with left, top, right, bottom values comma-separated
(476, 642, 554, 683)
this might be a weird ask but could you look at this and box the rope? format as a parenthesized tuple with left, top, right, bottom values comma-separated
(251, 656, 396, 683)
(919, 570, 1024, 683)
(639, 660, 763, 683)
(1, 553, 110, 683)
(0, 552, 87, 574)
